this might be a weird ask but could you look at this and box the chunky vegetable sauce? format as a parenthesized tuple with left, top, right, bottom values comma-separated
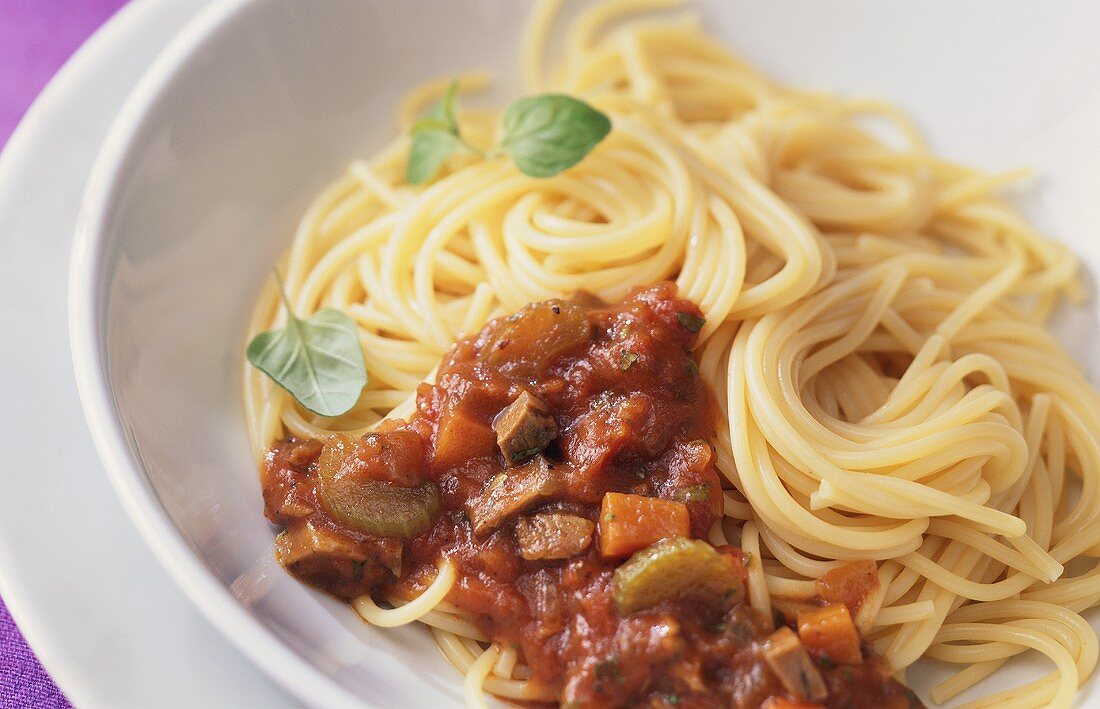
(261, 283, 922, 708)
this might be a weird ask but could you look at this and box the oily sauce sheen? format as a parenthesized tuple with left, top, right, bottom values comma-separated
(262, 283, 920, 708)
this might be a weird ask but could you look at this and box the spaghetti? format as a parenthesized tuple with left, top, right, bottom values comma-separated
(244, 1, 1100, 706)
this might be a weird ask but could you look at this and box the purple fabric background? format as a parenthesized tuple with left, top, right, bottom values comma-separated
(1, 1, 130, 705)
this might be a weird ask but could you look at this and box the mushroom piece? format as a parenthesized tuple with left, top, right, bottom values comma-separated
(761, 626, 829, 703)
(515, 512, 595, 560)
(466, 454, 566, 536)
(493, 391, 558, 464)
(275, 519, 401, 599)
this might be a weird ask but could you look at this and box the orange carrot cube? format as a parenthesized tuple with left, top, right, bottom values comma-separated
(598, 492, 690, 558)
(797, 604, 862, 665)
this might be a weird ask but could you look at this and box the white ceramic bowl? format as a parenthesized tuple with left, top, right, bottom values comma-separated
(70, 1, 1100, 706)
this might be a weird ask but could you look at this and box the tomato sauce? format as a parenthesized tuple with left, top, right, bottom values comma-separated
(261, 283, 921, 708)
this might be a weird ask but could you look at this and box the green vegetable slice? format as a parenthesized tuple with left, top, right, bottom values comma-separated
(320, 477, 441, 539)
(612, 536, 742, 615)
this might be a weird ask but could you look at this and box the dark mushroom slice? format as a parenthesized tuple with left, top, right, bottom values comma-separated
(762, 626, 829, 703)
(275, 519, 402, 599)
(515, 512, 595, 560)
(466, 454, 566, 536)
(493, 391, 558, 464)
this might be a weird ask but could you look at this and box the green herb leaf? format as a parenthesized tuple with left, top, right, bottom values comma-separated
(620, 350, 639, 371)
(676, 311, 706, 332)
(406, 129, 462, 185)
(412, 80, 460, 135)
(409, 116, 452, 135)
(500, 94, 611, 177)
(438, 79, 460, 131)
(407, 80, 464, 185)
(247, 273, 367, 417)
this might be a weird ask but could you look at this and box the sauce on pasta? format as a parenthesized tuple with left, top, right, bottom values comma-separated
(263, 284, 919, 707)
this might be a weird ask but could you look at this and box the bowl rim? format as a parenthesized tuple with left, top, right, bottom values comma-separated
(67, 1, 370, 706)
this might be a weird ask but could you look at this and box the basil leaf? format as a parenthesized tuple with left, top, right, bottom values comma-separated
(406, 80, 463, 185)
(247, 281, 367, 417)
(410, 116, 452, 135)
(500, 94, 611, 178)
(406, 129, 462, 185)
(438, 79, 459, 131)
(413, 80, 459, 134)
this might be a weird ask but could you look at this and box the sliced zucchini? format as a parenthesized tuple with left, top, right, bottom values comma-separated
(612, 536, 743, 615)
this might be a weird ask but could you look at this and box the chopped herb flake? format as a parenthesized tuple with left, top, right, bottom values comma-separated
(676, 311, 706, 332)
(673, 482, 711, 504)
(620, 350, 639, 370)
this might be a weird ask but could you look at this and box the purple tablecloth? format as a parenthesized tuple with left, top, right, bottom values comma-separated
(1, 1, 130, 706)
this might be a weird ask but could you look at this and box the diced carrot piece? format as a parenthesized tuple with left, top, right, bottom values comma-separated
(797, 604, 862, 665)
(816, 560, 878, 614)
(433, 407, 496, 469)
(761, 697, 825, 709)
(771, 597, 818, 628)
(598, 492, 690, 558)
